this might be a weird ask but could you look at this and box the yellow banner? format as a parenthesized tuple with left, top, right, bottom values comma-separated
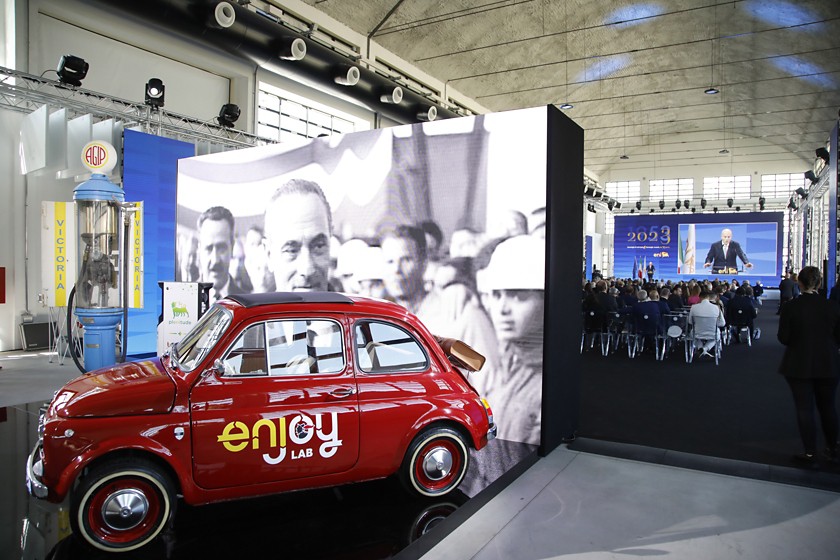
(54, 202, 68, 304)
(132, 202, 143, 308)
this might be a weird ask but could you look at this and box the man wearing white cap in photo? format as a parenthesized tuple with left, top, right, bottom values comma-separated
(475, 234, 545, 446)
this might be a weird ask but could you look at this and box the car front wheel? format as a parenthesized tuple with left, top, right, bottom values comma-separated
(401, 427, 469, 497)
(70, 458, 175, 552)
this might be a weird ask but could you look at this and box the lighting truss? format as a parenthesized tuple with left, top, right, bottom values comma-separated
(0, 65, 272, 150)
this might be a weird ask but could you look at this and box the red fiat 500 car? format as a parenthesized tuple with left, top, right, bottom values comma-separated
(27, 292, 496, 553)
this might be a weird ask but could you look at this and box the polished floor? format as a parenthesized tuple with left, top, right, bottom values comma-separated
(2, 350, 839, 560)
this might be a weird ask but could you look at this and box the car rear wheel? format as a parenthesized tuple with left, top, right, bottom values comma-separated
(400, 427, 469, 497)
(70, 458, 175, 552)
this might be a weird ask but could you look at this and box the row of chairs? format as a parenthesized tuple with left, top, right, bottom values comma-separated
(582, 307, 752, 366)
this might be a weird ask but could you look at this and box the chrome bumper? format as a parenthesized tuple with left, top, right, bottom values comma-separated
(26, 443, 49, 499)
(487, 423, 497, 441)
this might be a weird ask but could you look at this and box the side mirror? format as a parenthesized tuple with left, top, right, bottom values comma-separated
(213, 358, 226, 375)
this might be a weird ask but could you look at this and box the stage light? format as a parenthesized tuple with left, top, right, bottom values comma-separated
(145, 78, 165, 108)
(635, 201, 642, 210)
(217, 103, 240, 127)
(713, 207, 718, 213)
(700, 198, 707, 209)
(804, 170, 817, 183)
(279, 37, 307, 61)
(735, 206, 741, 211)
(560, 102, 574, 110)
(630, 209, 635, 214)
(788, 197, 797, 210)
(658, 200, 665, 210)
(334, 65, 360, 86)
(816, 147, 829, 164)
(587, 203, 597, 213)
(727, 198, 733, 208)
(759, 197, 766, 210)
(675, 199, 682, 209)
(417, 106, 437, 122)
(56, 55, 88, 87)
(691, 207, 696, 213)
(614, 201, 622, 209)
(705, 87, 719, 95)
(380, 86, 403, 104)
(607, 200, 615, 211)
(584, 186, 596, 197)
(683, 199, 690, 209)
(795, 187, 807, 198)
(649, 209, 655, 213)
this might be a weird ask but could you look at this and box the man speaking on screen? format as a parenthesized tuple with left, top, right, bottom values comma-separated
(703, 228, 753, 274)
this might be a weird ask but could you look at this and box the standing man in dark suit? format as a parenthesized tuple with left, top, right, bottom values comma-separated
(778, 272, 797, 314)
(646, 261, 655, 282)
(703, 228, 753, 274)
(777, 266, 840, 464)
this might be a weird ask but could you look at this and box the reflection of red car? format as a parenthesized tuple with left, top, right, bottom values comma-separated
(26, 292, 495, 553)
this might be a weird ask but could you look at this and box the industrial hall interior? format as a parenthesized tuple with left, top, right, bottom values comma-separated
(1, 1, 840, 559)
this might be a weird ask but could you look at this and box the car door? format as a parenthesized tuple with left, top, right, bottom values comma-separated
(190, 314, 360, 490)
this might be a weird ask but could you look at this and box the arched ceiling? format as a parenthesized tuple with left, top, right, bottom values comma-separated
(300, 0, 840, 178)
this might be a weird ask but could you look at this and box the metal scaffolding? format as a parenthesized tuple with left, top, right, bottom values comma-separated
(0, 65, 272, 150)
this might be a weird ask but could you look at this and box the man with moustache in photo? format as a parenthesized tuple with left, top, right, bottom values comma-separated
(380, 224, 498, 367)
(264, 179, 332, 292)
(196, 205, 247, 302)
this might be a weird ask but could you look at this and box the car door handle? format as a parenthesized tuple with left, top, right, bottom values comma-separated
(330, 387, 356, 398)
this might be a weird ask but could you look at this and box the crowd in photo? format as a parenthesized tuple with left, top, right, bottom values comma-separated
(176, 179, 547, 446)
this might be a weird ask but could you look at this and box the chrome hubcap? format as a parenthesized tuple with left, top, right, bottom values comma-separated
(102, 489, 149, 530)
(422, 447, 453, 481)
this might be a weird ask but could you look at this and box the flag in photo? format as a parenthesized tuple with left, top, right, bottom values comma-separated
(632, 255, 638, 280)
(685, 224, 696, 273)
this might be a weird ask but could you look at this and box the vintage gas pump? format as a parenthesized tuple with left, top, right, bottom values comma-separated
(72, 141, 124, 371)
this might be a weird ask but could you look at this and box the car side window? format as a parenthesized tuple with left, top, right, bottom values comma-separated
(354, 321, 428, 373)
(222, 323, 267, 376)
(266, 319, 344, 376)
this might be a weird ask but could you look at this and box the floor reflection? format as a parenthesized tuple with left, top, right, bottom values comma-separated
(4, 401, 535, 560)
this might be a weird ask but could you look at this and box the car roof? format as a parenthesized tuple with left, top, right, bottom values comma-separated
(227, 292, 355, 308)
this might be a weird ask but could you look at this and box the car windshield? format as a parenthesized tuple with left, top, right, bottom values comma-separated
(173, 305, 232, 372)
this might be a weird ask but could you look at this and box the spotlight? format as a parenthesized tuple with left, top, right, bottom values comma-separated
(691, 207, 696, 213)
(56, 55, 88, 87)
(713, 207, 718, 213)
(649, 209, 655, 213)
(145, 78, 165, 108)
(614, 201, 622, 209)
(788, 197, 797, 210)
(635, 201, 642, 210)
(334, 65, 360, 86)
(727, 198, 733, 208)
(675, 199, 682, 209)
(700, 198, 707, 209)
(683, 199, 690, 209)
(607, 200, 615, 211)
(759, 197, 766, 210)
(587, 203, 597, 213)
(630, 209, 635, 214)
(704, 86, 720, 95)
(279, 37, 307, 61)
(217, 103, 240, 127)
(417, 106, 437, 122)
(804, 170, 817, 183)
(735, 206, 741, 212)
(658, 200, 665, 210)
(560, 102, 574, 110)
(620, 154, 630, 160)
(816, 147, 830, 164)
(584, 186, 596, 197)
(795, 187, 807, 198)
(380, 86, 403, 104)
